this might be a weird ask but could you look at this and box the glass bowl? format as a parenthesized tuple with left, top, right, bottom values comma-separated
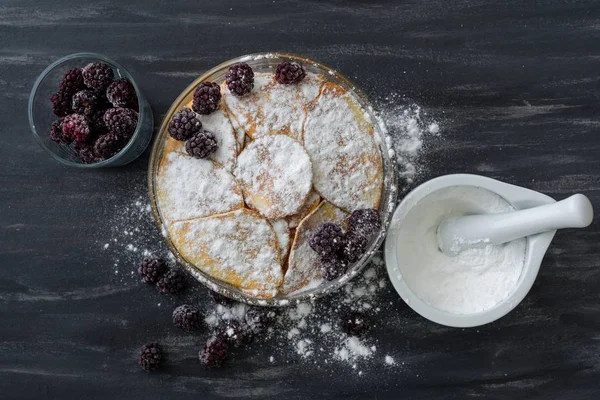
(28, 53, 154, 168)
(148, 53, 397, 306)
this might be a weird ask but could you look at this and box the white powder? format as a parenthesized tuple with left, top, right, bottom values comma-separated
(396, 186, 526, 314)
(385, 355, 396, 366)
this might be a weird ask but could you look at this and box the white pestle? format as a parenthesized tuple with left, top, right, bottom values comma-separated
(437, 194, 594, 257)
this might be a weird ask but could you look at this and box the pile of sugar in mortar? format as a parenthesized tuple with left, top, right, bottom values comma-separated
(98, 96, 441, 374)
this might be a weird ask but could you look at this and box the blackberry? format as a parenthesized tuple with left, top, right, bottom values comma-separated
(82, 62, 114, 90)
(168, 107, 202, 141)
(172, 304, 203, 332)
(220, 320, 253, 348)
(106, 78, 136, 108)
(156, 269, 186, 295)
(321, 255, 348, 281)
(275, 61, 306, 85)
(139, 342, 163, 371)
(226, 62, 254, 96)
(71, 90, 99, 116)
(137, 256, 167, 284)
(348, 209, 381, 239)
(62, 114, 91, 143)
(185, 130, 218, 159)
(192, 82, 221, 115)
(50, 119, 72, 144)
(245, 308, 275, 333)
(200, 335, 229, 368)
(73, 142, 97, 164)
(50, 91, 72, 117)
(94, 132, 124, 160)
(308, 223, 345, 258)
(58, 67, 85, 95)
(209, 290, 234, 306)
(342, 232, 368, 263)
(103, 107, 138, 139)
(341, 311, 370, 337)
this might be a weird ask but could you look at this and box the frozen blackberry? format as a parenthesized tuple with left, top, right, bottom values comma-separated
(320, 255, 348, 281)
(309, 223, 345, 258)
(59, 67, 85, 95)
(94, 132, 124, 160)
(209, 290, 234, 306)
(172, 305, 203, 332)
(73, 142, 97, 164)
(200, 335, 229, 368)
(50, 119, 72, 144)
(341, 311, 370, 337)
(168, 107, 202, 141)
(220, 320, 253, 348)
(106, 78, 136, 108)
(139, 342, 163, 372)
(50, 91, 72, 117)
(137, 256, 167, 284)
(342, 232, 368, 263)
(185, 130, 218, 159)
(156, 269, 186, 295)
(62, 114, 91, 143)
(226, 62, 254, 96)
(348, 209, 381, 239)
(82, 62, 114, 90)
(103, 107, 138, 139)
(245, 308, 275, 333)
(275, 61, 306, 84)
(71, 90, 99, 116)
(192, 82, 221, 115)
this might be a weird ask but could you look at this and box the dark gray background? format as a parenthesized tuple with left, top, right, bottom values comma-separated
(1, 0, 599, 399)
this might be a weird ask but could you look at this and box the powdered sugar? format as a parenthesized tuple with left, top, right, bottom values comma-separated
(234, 135, 313, 219)
(156, 152, 243, 224)
(269, 219, 290, 261)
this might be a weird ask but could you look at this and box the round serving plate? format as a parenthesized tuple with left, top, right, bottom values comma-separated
(148, 52, 397, 306)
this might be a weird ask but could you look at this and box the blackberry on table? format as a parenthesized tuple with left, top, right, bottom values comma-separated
(94, 132, 124, 160)
(62, 114, 91, 143)
(200, 334, 229, 368)
(50, 119, 72, 144)
(220, 320, 253, 348)
(172, 305, 203, 333)
(106, 78, 136, 108)
(168, 107, 202, 141)
(226, 62, 254, 96)
(192, 82, 221, 115)
(103, 107, 138, 139)
(139, 342, 163, 372)
(71, 90, 99, 116)
(341, 311, 370, 337)
(185, 130, 218, 159)
(137, 256, 167, 284)
(320, 255, 348, 281)
(59, 67, 85, 95)
(50, 91, 72, 117)
(82, 62, 114, 90)
(275, 61, 306, 84)
(156, 269, 186, 295)
(342, 232, 368, 263)
(308, 223, 345, 258)
(348, 209, 381, 239)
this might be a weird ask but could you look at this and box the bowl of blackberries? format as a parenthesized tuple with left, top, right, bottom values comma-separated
(28, 53, 154, 167)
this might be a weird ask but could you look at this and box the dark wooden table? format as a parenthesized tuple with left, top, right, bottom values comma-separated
(2, 1, 599, 398)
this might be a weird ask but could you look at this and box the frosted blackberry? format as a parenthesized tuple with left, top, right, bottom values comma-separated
(103, 107, 138, 139)
(50, 119, 72, 144)
(59, 67, 85, 95)
(71, 90, 99, 116)
(50, 91, 72, 117)
(106, 78, 136, 107)
(62, 114, 91, 143)
(321, 255, 348, 281)
(156, 269, 186, 295)
(308, 223, 345, 258)
(275, 61, 306, 84)
(226, 62, 254, 96)
(192, 82, 221, 115)
(185, 130, 218, 159)
(94, 132, 124, 160)
(82, 62, 114, 90)
(200, 335, 229, 368)
(168, 107, 202, 141)
(172, 305, 203, 332)
(139, 342, 162, 371)
(73, 142, 97, 164)
(342, 232, 368, 263)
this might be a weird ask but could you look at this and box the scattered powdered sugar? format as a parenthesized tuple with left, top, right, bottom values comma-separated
(380, 96, 442, 184)
(235, 134, 313, 219)
(385, 355, 396, 366)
